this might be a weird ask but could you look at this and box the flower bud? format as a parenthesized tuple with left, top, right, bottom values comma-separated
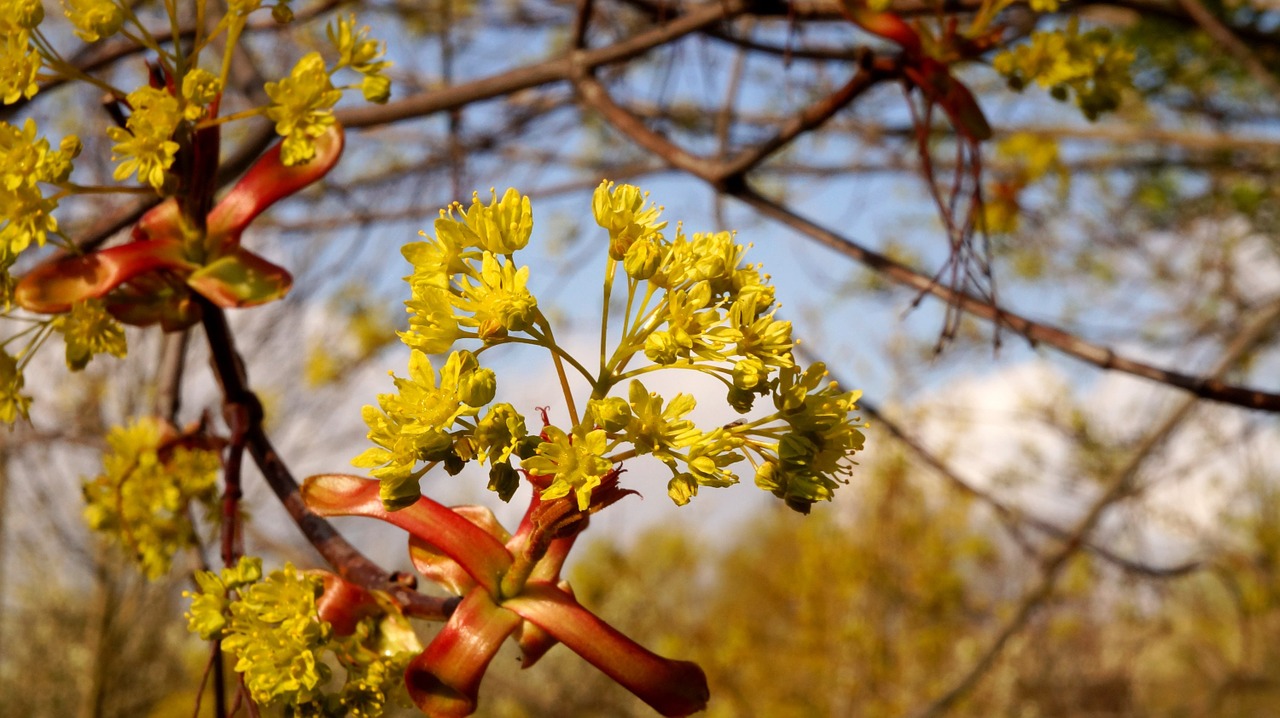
(487, 461, 520, 502)
(458, 366, 497, 407)
(667, 473, 697, 506)
(643, 331, 680, 365)
(623, 236, 663, 279)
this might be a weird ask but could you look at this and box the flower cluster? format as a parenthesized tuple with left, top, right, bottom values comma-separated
(265, 15, 393, 166)
(62, 0, 124, 43)
(353, 348, 520, 509)
(52, 298, 127, 370)
(186, 557, 419, 716)
(994, 17, 1135, 120)
(358, 183, 865, 514)
(108, 86, 183, 191)
(82, 418, 222, 579)
(265, 53, 343, 167)
(0, 119, 78, 268)
(328, 14, 393, 103)
(0, 0, 41, 105)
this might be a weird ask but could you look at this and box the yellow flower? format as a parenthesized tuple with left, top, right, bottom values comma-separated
(264, 52, 341, 166)
(327, 14, 390, 76)
(0, 31, 39, 104)
(522, 423, 615, 510)
(0, 348, 30, 423)
(61, 0, 123, 42)
(52, 298, 128, 371)
(0, 120, 78, 259)
(108, 87, 181, 191)
(180, 68, 222, 120)
(353, 350, 490, 508)
(83, 418, 221, 578)
(220, 564, 331, 705)
(593, 180, 667, 260)
(0, 0, 43, 33)
(452, 252, 538, 340)
(993, 18, 1134, 120)
(328, 14, 392, 103)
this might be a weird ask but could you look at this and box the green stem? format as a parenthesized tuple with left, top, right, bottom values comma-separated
(526, 318, 581, 426)
(195, 106, 265, 130)
(505, 335, 594, 388)
(219, 17, 245, 93)
(599, 258, 615, 380)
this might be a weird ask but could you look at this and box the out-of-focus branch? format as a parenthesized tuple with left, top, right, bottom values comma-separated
(1175, 0, 1280, 97)
(336, 0, 753, 128)
(910, 294, 1280, 718)
(576, 70, 1280, 411)
(735, 187, 1280, 412)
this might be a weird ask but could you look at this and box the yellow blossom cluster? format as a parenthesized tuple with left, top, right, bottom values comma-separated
(994, 17, 1135, 120)
(82, 418, 222, 579)
(108, 87, 183, 191)
(359, 184, 865, 514)
(0, 119, 78, 266)
(186, 557, 419, 716)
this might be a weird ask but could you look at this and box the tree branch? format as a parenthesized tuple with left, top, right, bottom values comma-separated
(198, 299, 453, 620)
(576, 70, 1280, 411)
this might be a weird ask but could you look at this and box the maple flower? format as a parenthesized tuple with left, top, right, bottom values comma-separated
(452, 252, 538, 341)
(82, 418, 221, 578)
(264, 52, 342, 165)
(625, 379, 700, 462)
(0, 348, 30, 422)
(52, 298, 127, 370)
(0, 30, 39, 104)
(0, 0, 43, 32)
(0, 119, 78, 260)
(108, 87, 182, 191)
(473, 402, 527, 464)
(592, 180, 667, 260)
(187, 559, 419, 716)
(429, 188, 533, 256)
(401, 286, 465, 353)
(180, 68, 222, 120)
(354, 349, 494, 508)
(522, 423, 615, 510)
(754, 363, 866, 512)
(61, 0, 123, 42)
(221, 564, 333, 705)
(327, 14, 392, 103)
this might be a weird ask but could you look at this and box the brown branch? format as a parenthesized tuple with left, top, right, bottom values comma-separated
(910, 294, 1280, 718)
(336, 0, 754, 129)
(198, 299, 453, 621)
(735, 187, 1280, 411)
(577, 69, 1280, 411)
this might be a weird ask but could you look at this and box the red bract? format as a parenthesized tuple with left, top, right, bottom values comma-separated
(840, 2, 992, 141)
(302, 473, 710, 717)
(14, 124, 345, 329)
